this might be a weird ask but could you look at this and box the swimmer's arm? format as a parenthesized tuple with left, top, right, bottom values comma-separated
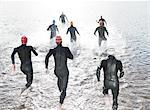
(11, 48, 18, 71)
(118, 61, 124, 78)
(96, 66, 101, 81)
(66, 28, 69, 34)
(31, 46, 38, 56)
(66, 47, 73, 59)
(11, 48, 17, 64)
(94, 27, 98, 36)
(45, 49, 53, 69)
(105, 27, 109, 36)
(96, 60, 104, 81)
(75, 27, 80, 35)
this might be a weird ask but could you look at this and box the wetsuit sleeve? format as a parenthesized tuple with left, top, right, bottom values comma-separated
(66, 28, 69, 34)
(31, 46, 38, 56)
(104, 20, 107, 25)
(56, 25, 59, 32)
(45, 49, 53, 69)
(96, 60, 104, 81)
(11, 48, 18, 64)
(104, 27, 109, 35)
(94, 27, 98, 35)
(96, 66, 101, 81)
(118, 60, 124, 78)
(75, 27, 80, 35)
(47, 25, 50, 31)
(65, 15, 68, 21)
(100, 60, 105, 69)
(66, 47, 73, 59)
(118, 60, 123, 71)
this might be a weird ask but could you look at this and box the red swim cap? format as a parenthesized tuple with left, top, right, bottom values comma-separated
(56, 36, 62, 45)
(21, 35, 27, 44)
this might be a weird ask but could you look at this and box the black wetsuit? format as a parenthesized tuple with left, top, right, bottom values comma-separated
(59, 14, 67, 24)
(98, 18, 107, 25)
(94, 26, 108, 46)
(45, 44, 73, 104)
(47, 24, 59, 39)
(11, 44, 38, 88)
(96, 55, 124, 109)
(66, 26, 79, 42)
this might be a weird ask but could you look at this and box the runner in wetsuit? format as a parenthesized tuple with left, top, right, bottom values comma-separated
(47, 20, 59, 39)
(59, 12, 68, 24)
(97, 16, 107, 26)
(11, 36, 38, 90)
(96, 55, 124, 110)
(45, 36, 73, 109)
(66, 21, 80, 42)
(94, 21, 109, 47)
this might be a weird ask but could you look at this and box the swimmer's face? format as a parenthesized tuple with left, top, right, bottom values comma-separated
(70, 21, 73, 26)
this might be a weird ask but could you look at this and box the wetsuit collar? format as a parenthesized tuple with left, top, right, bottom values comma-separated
(57, 44, 62, 47)
(108, 55, 115, 59)
(21, 44, 26, 46)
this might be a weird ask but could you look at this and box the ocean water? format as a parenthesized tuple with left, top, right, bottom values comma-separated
(0, 1, 150, 110)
